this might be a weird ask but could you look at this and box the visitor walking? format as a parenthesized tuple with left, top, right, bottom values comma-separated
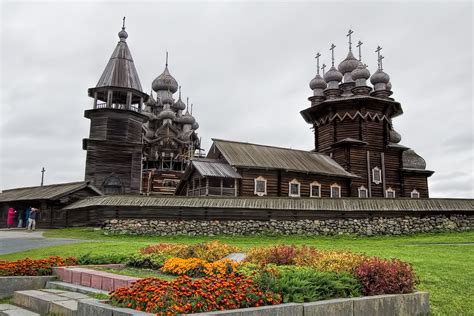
(6, 208, 17, 228)
(17, 209, 24, 228)
(27, 207, 39, 231)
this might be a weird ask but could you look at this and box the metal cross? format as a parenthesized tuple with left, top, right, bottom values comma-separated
(191, 103, 194, 115)
(165, 51, 169, 67)
(375, 46, 382, 69)
(330, 44, 336, 66)
(315, 52, 321, 75)
(356, 41, 363, 61)
(321, 63, 327, 75)
(122, 17, 126, 29)
(347, 29, 354, 51)
(40, 167, 45, 187)
(179, 86, 182, 98)
(379, 55, 385, 70)
(186, 97, 189, 112)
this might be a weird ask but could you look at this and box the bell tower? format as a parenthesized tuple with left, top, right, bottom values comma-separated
(83, 18, 148, 194)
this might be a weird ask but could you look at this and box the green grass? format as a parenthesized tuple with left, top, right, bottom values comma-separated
(93, 266, 176, 281)
(1, 228, 473, 315)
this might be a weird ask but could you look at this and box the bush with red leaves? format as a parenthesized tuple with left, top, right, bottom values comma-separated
(354, 258, 417, 296)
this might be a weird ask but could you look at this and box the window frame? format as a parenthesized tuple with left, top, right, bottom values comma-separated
(254, 176, 267, 197)
(372, 167, 382, 184)
(410, 189, 420, 198)
(310, 181, 321, 198)
(288, 179, 301, 197)
(330, 183, 341, 198)
(386, 187, 395, 198)
(358, 185, 368, 198)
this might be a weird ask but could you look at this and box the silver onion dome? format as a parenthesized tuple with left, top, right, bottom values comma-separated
(386, 82, 392, 91)
(160, 91, 174, 105)
(180, 111, 195, 125)
(173, 98, 186, 111)
(156, 108, 176, 120)
(118, 28, 128, 41)
(351, 63, 370, 80)
(370, 69, 390, 85)
(402, 149, 426, 169)
(192, 120, 199, 130)
(338, 51, 360, 76)
(145, 91, 156, 107)
(152, 67, 179, 93)
(389, 128, 401, 143)
(309, 74, 327, 90)
(324, 66, 343, 83)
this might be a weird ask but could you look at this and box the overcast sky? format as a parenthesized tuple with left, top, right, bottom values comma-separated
(0, 0, 472, 198)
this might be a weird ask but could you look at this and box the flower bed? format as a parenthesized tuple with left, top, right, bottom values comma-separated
(0, 256, 77, 276)
(109, 274, 281, 314)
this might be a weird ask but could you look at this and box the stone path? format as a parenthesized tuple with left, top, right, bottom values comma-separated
(0, 229, 86, 255)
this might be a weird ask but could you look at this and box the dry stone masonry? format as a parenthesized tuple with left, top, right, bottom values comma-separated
(103, 215, 473, 236)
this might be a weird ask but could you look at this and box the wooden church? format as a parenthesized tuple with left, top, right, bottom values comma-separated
(83, 24, 433, 199)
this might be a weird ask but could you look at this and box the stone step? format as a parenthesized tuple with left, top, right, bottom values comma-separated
(0, 303, 40, 316)
(12, 289, 88, 316)
(46, 281, 108, 296)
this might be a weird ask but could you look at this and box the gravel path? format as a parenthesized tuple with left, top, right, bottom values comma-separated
(0, 229, 86, 255)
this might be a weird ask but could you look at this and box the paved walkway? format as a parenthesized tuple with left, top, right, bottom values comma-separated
(0, 229, 86, 255)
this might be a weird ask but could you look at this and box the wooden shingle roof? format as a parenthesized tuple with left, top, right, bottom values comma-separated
(192, 159, 242, 179)
(0, 181, 102, 203)
(210, 139, 356, 178)
(64, 195, 474, 212)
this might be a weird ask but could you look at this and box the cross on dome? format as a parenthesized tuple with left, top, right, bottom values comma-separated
(347, 29, 354, 52)
(321, 63, 327, 75)
(330, 44, 336, 66)
(356, 41, 363, 61)
(375, 46, 382, 69)
(315, 52, 321, 75)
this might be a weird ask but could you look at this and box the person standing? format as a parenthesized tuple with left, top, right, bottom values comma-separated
(6, 208, 17, 228)
(27, 207, 39, 231)
(17, 209, 24, 228)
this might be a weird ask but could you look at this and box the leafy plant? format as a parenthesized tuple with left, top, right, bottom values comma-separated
(355, 258, 417, 296)
(76, 253, 130, 265)
(0, 257, 77, 276)
(125, 253, 170, 270)
(176, 241, 240, 262)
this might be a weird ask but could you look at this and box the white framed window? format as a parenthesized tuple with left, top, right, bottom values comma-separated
(386, 187, 395, 198)
(330, 183, 341, 198)
(254, 176, 267, 196)
(372, 167, 382, 184)
(358, 186, 368, 198)
(288, 179, 301, 197)
(310, 181, 321, 198)
(411, 189, 420, 198)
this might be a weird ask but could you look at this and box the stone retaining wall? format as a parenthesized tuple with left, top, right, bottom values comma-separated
(0, 276, 57, 298)
(103, 214, 473, 236)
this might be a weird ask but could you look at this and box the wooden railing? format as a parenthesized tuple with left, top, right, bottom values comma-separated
(188, 186, 236, 197)
(94, 103, 141, 113)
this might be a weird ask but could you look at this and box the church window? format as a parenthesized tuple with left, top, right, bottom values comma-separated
(386, 187, 395, 198)
(254, 176, 267, 196)
(310, 181, 321, 198)
(330, 183, 341, 198)
(372, 167, 382, 184)
(358, 186, 368, 198)
(288, 179, 301, 197)
(411, 189, 420, 198)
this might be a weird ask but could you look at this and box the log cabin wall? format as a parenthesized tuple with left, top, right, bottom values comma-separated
(402, 174, 429, 198)
(84, 109, 147, 194)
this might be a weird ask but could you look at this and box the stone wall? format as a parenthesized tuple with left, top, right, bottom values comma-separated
(103, 215, 473, 236)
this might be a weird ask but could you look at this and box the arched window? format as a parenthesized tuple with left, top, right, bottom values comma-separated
(386, 187, 395, 198)
(411, 189, 420, 198)
(372, 167, 382, 184)
(254, 176, 267, 196)
(288, 179, 301, 197)
(310, 181, 321, 198)
(358, 186, 368, 198)
(330, 183, 341, 198)
(102, 174, 123, 195)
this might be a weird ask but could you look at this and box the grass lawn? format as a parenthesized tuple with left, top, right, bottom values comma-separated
(1, 228, 473, 315)
(93, 266, 176, 281)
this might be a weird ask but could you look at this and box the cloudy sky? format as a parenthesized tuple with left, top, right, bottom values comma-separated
(0, 0, 472, 198)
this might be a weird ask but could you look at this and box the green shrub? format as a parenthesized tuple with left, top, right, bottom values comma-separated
(76, 253, 130, 265)
(254, 265, 362, 303)
(125, 253, 170, 270)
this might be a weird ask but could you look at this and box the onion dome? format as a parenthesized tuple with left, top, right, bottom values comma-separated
(389, 128, 401, 143)
(192, 120, 199, 130)
(309, 74, 327, 90)
(180, 111, 195, 125)
(370, 69, 390, 85)
(402, 149, 426, 169)
(351, 63, 370, 81)
(145, 90, 156, 107)
(324, 66, 343, 83)
(152, 66, 178, 93)
(118, 27, 128, 41)
(386, 82, 392, 91)
(156, 108, 176, 121)
(173, 87, 186, 111)
(338, 51, 359, 82)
